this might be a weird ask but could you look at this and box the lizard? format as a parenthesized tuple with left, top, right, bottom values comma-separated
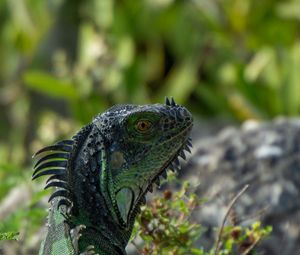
(32, 97, 193, 255)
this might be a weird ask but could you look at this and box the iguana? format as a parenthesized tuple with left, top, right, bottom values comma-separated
(33, 97, 193, 255)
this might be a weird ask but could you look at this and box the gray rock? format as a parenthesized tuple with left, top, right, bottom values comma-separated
(183, 118, 300, 254)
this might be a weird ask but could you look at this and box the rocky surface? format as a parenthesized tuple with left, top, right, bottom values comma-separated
(183, 117, 300, 254)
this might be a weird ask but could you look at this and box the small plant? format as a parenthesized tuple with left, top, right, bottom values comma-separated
(132, 179, 203, 255)
(132, 175, 272, 255)
(219, 222, 272, 255)
(0, 231, 19, 241)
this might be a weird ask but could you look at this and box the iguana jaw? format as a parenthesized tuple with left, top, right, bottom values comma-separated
(114, 135, 193, 227)
(111, 98, 193, 227)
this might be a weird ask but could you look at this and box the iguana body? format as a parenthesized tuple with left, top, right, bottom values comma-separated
(33, 97, 193, 255)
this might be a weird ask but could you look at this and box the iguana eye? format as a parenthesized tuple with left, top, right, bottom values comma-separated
(135, 120, 152, 133)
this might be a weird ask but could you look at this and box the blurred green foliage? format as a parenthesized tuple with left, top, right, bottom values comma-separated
(0, 0, 298, 253)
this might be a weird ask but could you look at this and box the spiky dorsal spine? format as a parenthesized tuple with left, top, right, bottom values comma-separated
(32, 124, 93, 210)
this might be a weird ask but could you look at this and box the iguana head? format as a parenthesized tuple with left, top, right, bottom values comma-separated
(33, 97, 193, 253)
(92, 97, 193, 226)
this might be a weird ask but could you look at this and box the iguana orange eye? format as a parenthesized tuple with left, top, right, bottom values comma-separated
(135, 120, 152, 133)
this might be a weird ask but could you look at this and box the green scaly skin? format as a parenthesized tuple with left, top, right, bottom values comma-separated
(33, 97, 193, 255)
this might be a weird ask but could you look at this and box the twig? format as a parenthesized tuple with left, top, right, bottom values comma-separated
(241, 236, 261, 255)
(214, 184, 250, 255)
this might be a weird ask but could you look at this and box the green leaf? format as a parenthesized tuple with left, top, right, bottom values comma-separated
(0, 232, 19, 241)
(23, 71, 78, 100)
(191, 248, 205, 255)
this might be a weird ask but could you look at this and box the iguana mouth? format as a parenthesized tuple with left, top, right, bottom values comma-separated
(147, 96, 193, 191)
(145, 136, 192, 193)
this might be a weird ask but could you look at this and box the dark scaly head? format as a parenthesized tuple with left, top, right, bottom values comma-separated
(92, 97, 193, 226)
(32, 98, 193, 252)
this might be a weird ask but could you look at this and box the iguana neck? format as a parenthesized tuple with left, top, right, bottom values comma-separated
(66, 125, 133, 254)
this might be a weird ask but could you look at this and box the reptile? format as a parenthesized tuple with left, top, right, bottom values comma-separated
(33, 97, 193, 255)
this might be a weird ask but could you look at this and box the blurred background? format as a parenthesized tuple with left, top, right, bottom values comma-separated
(1, 0, 300, 254)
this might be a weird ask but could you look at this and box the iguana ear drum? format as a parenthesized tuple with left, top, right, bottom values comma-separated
(110, 151, 125, 169)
